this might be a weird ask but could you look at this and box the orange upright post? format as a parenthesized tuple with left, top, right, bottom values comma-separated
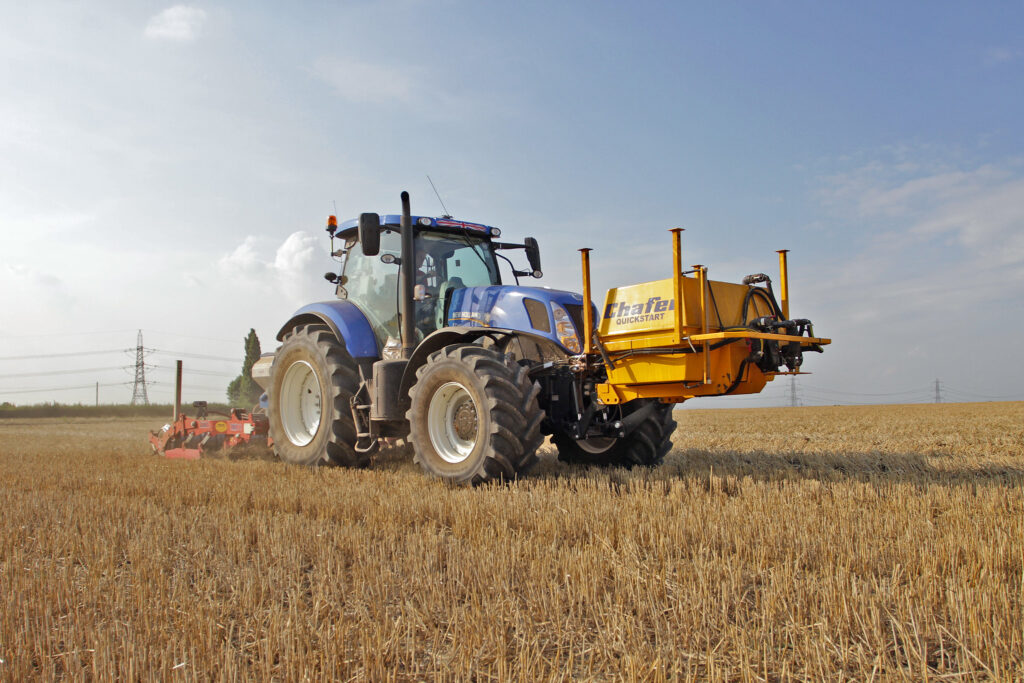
(670, 229, 684, 344)
(693, 265, 710, 384)
(579, 248, 594, 353)
(777, 249, 790, 319)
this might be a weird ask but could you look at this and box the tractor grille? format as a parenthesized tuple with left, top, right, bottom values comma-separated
(524, 298, 551, 333)
(563, 303, 587, 338)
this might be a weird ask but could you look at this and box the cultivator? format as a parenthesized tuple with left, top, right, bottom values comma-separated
(149, 402, 270, 459)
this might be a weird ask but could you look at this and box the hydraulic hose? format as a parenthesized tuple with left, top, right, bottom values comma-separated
(742, 286, 784, 324)
(609, 337, 742, 362)
(723, 359, 750, 395)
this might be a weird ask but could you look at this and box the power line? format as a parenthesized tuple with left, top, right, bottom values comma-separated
(942, 385, 1022, 400)
(0, 328, 241, 344)
(147, 381, 232, 395)
(0, 366, 130, 379)
(0, 382, 131, 396)
(149, 349, 239, 363)
(797, 383, 930, 397)
(0, 347, 239, 364)
(0, 364, 238, 380)
(0, 328, 138, 340)
(148, 367, 237, 378)
(144, 330, 241, 345)
(0, 349, 126, 361)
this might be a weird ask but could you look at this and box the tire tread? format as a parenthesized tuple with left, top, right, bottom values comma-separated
(406, 344, 543, 484)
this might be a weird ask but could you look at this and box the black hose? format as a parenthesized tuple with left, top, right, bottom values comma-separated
(707, 282, 725, 329)
(609, 337, 742, 362)
(742, 286, 784, 323)
(723, 359, 749, 395)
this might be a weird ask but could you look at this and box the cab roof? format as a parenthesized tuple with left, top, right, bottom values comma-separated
(337, 215, 499, 241)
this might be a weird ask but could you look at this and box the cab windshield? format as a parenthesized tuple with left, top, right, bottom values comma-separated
(414, 230, 501, 293)
(340, 228, 500, 346)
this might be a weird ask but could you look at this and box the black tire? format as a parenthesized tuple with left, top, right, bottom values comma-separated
(553, 401, 677, 468)
(406, 344, 543, 484)
(268, 323, 374, 467)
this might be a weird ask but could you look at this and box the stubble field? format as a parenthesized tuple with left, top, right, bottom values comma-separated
(1, 402, 1022, 680)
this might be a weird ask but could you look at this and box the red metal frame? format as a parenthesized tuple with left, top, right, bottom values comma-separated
(149, 408, 271, 460)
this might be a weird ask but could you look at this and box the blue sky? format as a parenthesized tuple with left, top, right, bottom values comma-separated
(1, 1, 1022, 406)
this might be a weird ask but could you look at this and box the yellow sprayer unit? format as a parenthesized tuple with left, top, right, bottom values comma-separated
(578, 229, 830, 406)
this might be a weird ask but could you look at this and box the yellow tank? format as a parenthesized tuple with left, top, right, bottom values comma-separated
(577, 231, 830, 405)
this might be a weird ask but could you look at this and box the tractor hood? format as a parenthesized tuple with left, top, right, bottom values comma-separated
(445, 285, 592, 353)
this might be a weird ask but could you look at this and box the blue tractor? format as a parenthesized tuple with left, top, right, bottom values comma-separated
(252, 191, 677, 483)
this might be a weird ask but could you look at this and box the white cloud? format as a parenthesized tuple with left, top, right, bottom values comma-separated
(311, 57, 420, 104)
(3, 263, 63, 290)
(144, 6, 207, 42)
(219, 236, 267, 276)
(0, 263, 72, 319)
(273, 231, 318, 277)
(984, 46, 1022, 66)
(309, 54, 502, 119)
(218, 231, 319, 301)
(912, 177, 1024, 265)
(823, 161, 1024, 268)
(800, 154, 1024, 365)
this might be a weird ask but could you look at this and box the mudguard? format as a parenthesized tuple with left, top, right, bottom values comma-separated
(398, 326, 567, 399)
(276, 301, 380, 359)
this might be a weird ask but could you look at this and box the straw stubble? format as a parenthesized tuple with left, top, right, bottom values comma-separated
(1, 403, 1021, 680)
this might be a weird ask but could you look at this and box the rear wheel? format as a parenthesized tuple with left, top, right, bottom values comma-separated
(553, 401, 677, 468)
(407, 344, 543, 484)
(268, 323, 373, 467)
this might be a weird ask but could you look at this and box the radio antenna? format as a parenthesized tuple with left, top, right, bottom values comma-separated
(426, 175, 452, 218)
(332, 200, 338, 215)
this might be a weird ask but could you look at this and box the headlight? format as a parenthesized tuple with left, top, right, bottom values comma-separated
(551, 303, 582, 353)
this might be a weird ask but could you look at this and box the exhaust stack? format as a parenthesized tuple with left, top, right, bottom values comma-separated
(400, 191, 416, 359)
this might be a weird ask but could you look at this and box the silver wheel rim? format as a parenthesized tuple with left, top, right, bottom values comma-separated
(427, 381, 479, 464)
(577, 436, 617, 454)
(279, 360, 322, 447)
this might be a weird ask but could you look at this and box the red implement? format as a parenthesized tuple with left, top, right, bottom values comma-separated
(149, 404, 271, 459)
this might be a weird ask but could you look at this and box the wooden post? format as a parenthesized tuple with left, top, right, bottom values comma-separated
(174, 360, 183, 421)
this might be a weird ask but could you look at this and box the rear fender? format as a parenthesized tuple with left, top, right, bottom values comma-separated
(276, 301, 380, 360)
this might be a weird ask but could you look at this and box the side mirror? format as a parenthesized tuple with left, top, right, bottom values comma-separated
(358, 213, 381, 256)
(524, 237, 541, 274)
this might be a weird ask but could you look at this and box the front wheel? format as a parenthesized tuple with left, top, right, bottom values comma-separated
(553, 401, 677, 468)
(407, 344, 543, 484)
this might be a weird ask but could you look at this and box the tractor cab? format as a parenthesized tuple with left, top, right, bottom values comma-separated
(328, 214, 541, 351)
